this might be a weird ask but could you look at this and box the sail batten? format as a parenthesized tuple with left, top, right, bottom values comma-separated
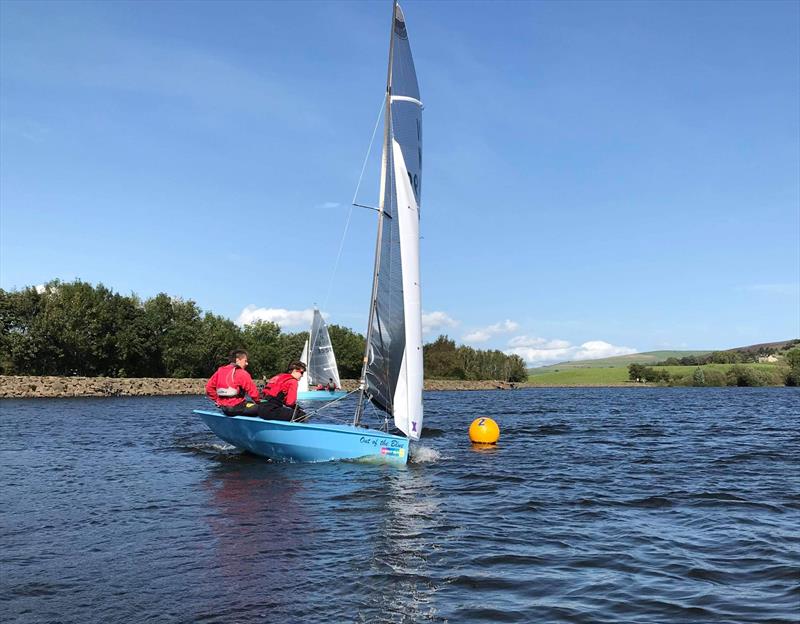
(360, 1, 423, 440)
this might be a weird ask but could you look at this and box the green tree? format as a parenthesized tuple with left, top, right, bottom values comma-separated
(197, 313, 242, 378)
(242, 320, 283, 379)
(328, 324, 366, 379)
(505, 354, 528, 382)
(277, 331, 309, 375)
(0, 286, 45, 374)
(30, 280, 138, 376)
(710, 350, 741, 364)
(161, 297, 205, 377)
(424, 335, 459, 378)
(691, 367, 706, 386)
(703, 369, 727, 386)
(783, 348, 800, 386)
(726, 365, 767, 387)
(628, 363, 646, 382)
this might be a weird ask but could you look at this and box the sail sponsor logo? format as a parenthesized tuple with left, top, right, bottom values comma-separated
(394, 17, 408, 40)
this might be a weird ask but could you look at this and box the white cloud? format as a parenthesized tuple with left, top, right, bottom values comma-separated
(506, 337, 637, 367)
(237, 305, 314, 329)
(572, 340, 638, 361)
(463, 319, 519, 343)
(508, 335, 570, 349)
(316, 201, 341, 210)
(35, 284, 47, 294)
(422, 311, 459, 334)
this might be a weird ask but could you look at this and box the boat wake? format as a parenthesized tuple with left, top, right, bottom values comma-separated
(170, 433, 240, 457)
(410, 444, 440, 463)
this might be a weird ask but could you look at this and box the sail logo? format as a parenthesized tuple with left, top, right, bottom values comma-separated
(394, 17, 408, 40)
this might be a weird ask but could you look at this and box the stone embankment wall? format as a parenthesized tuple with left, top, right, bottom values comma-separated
(0, 375, 525, 399)
(0, 376, 206, 398)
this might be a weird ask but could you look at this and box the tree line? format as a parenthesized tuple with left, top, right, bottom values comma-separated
(0, 280, 527, 382)
(628, 353, 800, 387)
(423, 335, 528, 382)
(653, 341, 800, 367)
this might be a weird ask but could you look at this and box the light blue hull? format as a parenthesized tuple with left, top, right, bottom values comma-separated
(297, 390, 348, 402)
(194, 410, 409, 464)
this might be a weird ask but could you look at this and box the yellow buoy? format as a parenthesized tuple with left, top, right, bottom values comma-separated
(469, 417, 500, 444)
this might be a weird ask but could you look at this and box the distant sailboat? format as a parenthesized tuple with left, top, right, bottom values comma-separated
(296, 308, 348, 401)
(195, 0, 423, 463)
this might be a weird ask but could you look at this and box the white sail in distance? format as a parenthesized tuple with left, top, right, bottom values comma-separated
(298, 339, 309, 393)
(308, 309, 342, 388)
(363, 1, 423, 440)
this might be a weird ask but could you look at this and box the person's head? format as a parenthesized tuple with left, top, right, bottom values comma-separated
(230, 349, 249, 368)
(288, 360, 306, 380)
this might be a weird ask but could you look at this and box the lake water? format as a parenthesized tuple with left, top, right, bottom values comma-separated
(1, 388, 798, 623)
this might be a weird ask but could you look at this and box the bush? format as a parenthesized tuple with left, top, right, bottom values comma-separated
(643, 366, 670, 383)
(726, 365, 767, 387)
(628, 363, 646, 381)
(671, 374, 692, 386)
(702, 369, 727, 386)
(785, 348, 800, 386)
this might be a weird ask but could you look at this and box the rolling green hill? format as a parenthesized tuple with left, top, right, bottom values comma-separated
(527, 350, 711, 375)
(525, 340, 799, 386)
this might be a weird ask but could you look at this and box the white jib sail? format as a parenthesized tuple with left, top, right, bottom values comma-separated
(298, 339, 309, 393)
(391, 140, 423, 439)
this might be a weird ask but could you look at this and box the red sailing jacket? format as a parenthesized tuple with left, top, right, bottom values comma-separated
(206, 364, 260, 408)
(263, 373, 299, 407)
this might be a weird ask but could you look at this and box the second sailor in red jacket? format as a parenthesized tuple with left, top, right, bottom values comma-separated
(261, 361, 309, 422)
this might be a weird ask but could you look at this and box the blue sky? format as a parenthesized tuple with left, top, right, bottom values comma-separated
(1, 0, 798, 366)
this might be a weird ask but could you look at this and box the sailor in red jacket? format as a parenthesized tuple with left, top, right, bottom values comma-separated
(261, 360, 309, 422)
(206, 350, 263, 416)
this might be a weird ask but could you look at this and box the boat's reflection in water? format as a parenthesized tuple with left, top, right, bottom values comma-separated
(199, 454, 447, 622)
(200, 459, 310, 616)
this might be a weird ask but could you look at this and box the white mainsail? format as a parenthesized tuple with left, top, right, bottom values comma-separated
(358, 1, 423, 440)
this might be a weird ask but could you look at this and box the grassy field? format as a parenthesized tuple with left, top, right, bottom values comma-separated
(526, 362, 787, 386)
(526, 367, 631, 386)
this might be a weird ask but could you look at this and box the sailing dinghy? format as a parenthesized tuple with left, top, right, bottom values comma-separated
(195, 0, 423, 463)
(296, 308, 348, 401)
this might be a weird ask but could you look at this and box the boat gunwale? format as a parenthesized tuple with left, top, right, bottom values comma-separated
(192, 409, 409, 441)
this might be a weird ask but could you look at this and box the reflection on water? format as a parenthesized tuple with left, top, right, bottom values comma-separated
(197, 460, 312, 619)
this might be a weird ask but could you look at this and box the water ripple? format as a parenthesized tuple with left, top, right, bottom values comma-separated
(1, 388, 798, 623)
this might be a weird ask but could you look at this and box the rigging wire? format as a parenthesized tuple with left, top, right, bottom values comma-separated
(322, 96, 385, 313)
(298, 388, 362, 423)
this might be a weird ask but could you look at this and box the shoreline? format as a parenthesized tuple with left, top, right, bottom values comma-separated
(0, 375, 556, 399)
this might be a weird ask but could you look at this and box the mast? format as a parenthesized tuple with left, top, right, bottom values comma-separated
(354, 0, 398, 427)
